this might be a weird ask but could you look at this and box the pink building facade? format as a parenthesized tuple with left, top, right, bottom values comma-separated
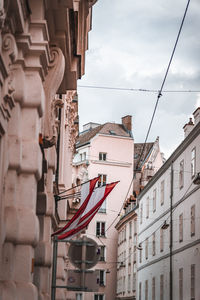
(72, 116, 134, 300)
(0, 1, 97, 299)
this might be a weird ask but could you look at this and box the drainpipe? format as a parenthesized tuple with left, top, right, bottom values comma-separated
(169, 164, 174, 300)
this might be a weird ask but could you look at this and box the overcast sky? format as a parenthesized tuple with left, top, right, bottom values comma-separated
(77, 0, 200, 158)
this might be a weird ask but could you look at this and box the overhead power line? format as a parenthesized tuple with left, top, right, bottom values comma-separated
(78, 85, 200, 93)
(103, 0, 192, 234)
(136, 0, 191, 170)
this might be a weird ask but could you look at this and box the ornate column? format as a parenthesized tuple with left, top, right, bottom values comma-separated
(34, 46, 65, 300)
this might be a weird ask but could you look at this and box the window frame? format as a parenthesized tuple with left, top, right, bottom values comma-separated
(191, 147, 196, 178)
(160, 180, 164, 206)
(179, 159, 184, 189)
(98, 174, 107, 187)
(153, 188, 156, 212)
(191, 205, 195, 237)
(99, 152, 107, 161)
(179, 213, 183, 242)
(96, 221, 106, 237)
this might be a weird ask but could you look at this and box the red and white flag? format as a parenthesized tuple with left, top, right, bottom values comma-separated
(58, 181, 119, 240)
(52, 177, 99, 237)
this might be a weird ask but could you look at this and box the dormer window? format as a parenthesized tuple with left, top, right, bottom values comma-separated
(99, 152, 107, 161)
(109, 130, 116, 135)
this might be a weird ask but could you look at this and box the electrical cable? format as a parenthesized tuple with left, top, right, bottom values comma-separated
(78, 85, 200, 93)
(136, 0, 191, 170)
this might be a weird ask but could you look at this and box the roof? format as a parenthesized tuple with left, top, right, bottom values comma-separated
(76, 122, 132, 148)
(134, 142, 154, 170)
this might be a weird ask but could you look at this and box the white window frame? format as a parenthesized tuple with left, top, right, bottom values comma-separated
(152, 277, 155, 300)
(146, 197, 149, 219)
(191, 264, 195, 300)
(179, 213, 183, 242)
(160, 180, 164, 205)
(99, 152, 107, 161)
(179, 160, 184, 189)
(145, 280, 148, 300)
(179, 268, 183, 300)
(94, 294, 104, 300)
(191, 147, 196, 178)
(96, 221, 106, 237)
(153, 188, 156, 212)
(152, 232, 156, 256)
(191, 205, 195, 237)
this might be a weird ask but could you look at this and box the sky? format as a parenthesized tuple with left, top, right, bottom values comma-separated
(77, 0, 200, 158)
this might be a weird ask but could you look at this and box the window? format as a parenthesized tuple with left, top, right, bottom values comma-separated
(98, 174, 107, 187)
(179, 160, 184, 189)
(191, 205, 195, 236)
(133, 273, 136, 291)
(129, 221, 132, 238)
(160, 228, 163, 252)
(99, 246, 106, 261)
(191, 264, 195, 300)
(96, 222, 105, 237)
(134, 218, 137, 235)
(152, 232, 156, 256)
(139, 282, 142, 300)
(152, 277, 155, 300)
(128, 248, 131, 264)
(153, 189, 156, 212)
(160, 180, 164, 205)
(99, 199, 106, 213)
(160, 274, 164, 300)
(179, 268, 183, 300)
(179, 213, 183, 242)
(146, 197, 149, 218)
(133, 246, 137, 263)
(76, 294, 82, 300)
(99, 152, 107, 161)
(123, 276, 125, 293)
(98, 270, 106, 286)
(124, 225, 127, 241)
(139, 247, 142, 263)
(145, 280, 148, 300)
(128, 274, 131, 292)
(94, 294, 104, 300)
(80, 152, 86, 161)
(140, 203, 143, 224)
(191, 148, 196, 178)
(145, 238, 148, 259)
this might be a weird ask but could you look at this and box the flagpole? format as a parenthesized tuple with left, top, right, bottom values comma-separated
(51, 236, 58, 300)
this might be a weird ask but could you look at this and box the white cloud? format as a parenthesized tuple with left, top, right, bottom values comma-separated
(78, 0, 200, 158)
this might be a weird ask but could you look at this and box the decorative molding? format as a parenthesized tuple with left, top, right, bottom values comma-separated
(43, 47, 65, 143)
(0, 33, 18, 122)
(65, 91, 79, 152)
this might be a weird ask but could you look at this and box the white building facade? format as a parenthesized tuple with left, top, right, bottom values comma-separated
(137, 108, 200, 300)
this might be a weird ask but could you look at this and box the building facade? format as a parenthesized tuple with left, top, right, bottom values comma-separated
(0, 1, 97, 299)
(115, 137, 164, 300)
(72, 116, 134, 300)
(137, 108, 200, 300)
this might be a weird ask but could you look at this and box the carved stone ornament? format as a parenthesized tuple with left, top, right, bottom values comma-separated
(1, 33, 18, 121)
(43, 47, 65, 144)
(0, 0, 5, 29)
(65, 92, 79, 152)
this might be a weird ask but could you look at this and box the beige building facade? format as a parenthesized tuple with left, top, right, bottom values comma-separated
(0, 1, 97, 299)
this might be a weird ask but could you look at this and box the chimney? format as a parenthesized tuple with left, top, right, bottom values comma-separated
(193, 107, 200, 126)
(122, 115, 132, 132)
(183, 117, 194, 138)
